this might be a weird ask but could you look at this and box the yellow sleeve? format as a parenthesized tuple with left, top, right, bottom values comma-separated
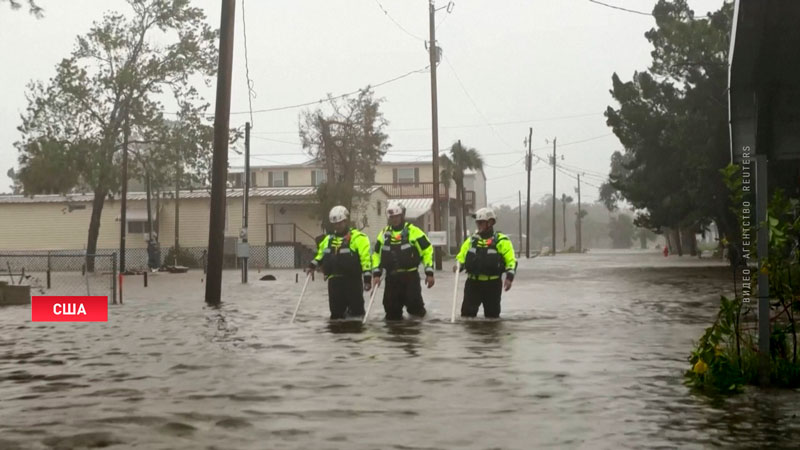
(311, 235, 329, 267)
(410, 225, 434, 272)
(497, 237, 517, 272)
(372, 229, 385, 274)
(456, 237, 472, 265)
(353, 231, 372, 274)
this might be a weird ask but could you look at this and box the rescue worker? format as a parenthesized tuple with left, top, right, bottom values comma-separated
(372, 202, 435, 320)
(305, 205, 373, 320)
(456, 207, 517, 318)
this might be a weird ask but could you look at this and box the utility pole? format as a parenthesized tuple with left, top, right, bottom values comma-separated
(551, 137, 557, 255)
(428, 0, 443, 270)
(174, 149, 180, 252)
(518, 191, 523, 258)
(119, 119, 130, 273)
(146, 171, 153, 243)
(241, 121, 251, 283)
(562, 193, 567, 249)
(525, 127, 532, 258)
(576, 174, 582, 252)
(205, 0, 236, 306)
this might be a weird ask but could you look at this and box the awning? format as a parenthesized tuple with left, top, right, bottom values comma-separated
(402, 198, 433, 220)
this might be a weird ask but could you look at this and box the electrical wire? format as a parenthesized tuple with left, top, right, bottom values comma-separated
(588, 0, 650, 16)
(373, 0, 426, 42)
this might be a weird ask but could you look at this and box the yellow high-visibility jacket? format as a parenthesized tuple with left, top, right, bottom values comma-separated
(372, 222, 434, 276)
(310, 228, 372, 279)
(456, 231, 517, 281)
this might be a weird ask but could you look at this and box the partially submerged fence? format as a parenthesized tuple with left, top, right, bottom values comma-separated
(0, 252, 117, 302)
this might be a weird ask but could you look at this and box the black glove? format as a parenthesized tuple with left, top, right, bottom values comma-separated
(363, 274, 372, 291)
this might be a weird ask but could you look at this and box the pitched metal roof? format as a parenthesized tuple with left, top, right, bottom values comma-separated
(0, 185, 387, 204)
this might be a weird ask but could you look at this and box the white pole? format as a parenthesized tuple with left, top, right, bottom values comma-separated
(290, 273, 312, 323)
(363, 277, 381, 324)
(451, 261, 461, 323)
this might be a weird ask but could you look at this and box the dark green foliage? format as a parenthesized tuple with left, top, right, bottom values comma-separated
(602, 0, 735, 244)
(687, 189, 800, 393)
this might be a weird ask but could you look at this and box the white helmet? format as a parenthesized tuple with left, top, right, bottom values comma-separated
(329, 205, 349, 223)
(474, 207, 496, 222)
(386, 201, 405, 217)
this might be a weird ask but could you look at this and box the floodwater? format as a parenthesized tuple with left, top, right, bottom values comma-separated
(2, 249, 800, 449)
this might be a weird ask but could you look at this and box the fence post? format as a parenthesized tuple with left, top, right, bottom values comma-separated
(144, 271, 148, 288)
(46, 251, 51, 290)
(111, 252, 118, 305)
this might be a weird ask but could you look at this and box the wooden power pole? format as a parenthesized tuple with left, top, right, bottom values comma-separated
(205, 0, 236, 306)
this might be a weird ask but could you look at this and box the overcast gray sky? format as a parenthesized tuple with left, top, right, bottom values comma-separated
(0, 0, 725, 206)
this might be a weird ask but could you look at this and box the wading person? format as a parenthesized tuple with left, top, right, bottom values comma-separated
(372, 202, 435, 320)
(305, 206, 373, 319)
(456, 207, 517, 318)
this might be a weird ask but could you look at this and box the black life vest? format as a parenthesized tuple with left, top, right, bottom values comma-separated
(380, 225, 421, 272)
(321, 232, 361, 276)
(464, 232, 506, 276)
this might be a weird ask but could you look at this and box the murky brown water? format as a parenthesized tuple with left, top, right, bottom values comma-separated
(2, 250, 800, 449)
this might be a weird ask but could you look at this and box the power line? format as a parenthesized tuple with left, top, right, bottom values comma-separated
(443, 55, 516, 152)
(373, 0, 426, 41)
(249, 111, 604, 135)
(168, 66, 429, 117)
(556, 133, 615, 149)
(484, 155, 525, 169)
(588, 0, 650, 16)
(236, 66, 429, 115)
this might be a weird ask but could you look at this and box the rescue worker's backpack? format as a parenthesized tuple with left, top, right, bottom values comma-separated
(380, 225, 421, 273)
(321, 232, 361, 277)
(464, 233, 506, 276)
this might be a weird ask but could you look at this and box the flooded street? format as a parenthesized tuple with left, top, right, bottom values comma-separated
(3, 249, 800, 449)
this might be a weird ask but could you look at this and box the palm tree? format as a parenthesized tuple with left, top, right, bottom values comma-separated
(448, 140, 484, 241)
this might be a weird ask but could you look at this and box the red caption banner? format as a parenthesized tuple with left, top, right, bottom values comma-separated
(31, 296, 108, 322)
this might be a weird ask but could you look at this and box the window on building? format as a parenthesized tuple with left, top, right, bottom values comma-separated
(394, 167, 418, 184)
(250, 171, 258, 187)
(127, 220, 153, 234)
(269, 171, 289, 187)
(311, 169, 327, 186)
(377, 200, 382, 216)
(228, 173, 243, 188)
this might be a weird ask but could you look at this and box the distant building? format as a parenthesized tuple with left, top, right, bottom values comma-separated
(0, 160, 487, 267)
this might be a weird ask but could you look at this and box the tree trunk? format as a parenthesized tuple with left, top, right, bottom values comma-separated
(673, 227, 683, 256)
(681, 227, 698, 257)
(455, 181, 464, 242)
(85, 187, 108, 272)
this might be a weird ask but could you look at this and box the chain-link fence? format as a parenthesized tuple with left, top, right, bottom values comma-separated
(0, 252, 117, 301)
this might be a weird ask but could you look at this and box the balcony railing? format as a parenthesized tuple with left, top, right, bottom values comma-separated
(375, 182, 475, 207)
